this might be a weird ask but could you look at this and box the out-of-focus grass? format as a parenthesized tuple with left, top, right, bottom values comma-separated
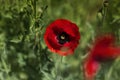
(0, 0, 120, 80)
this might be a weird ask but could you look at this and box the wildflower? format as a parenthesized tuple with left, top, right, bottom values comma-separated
(44, 19, 80, 56)
(84, 34, 120, 80)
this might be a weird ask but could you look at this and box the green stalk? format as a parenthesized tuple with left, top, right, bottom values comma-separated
(33, 0, 36, 19)
(55, 56, 64, 80)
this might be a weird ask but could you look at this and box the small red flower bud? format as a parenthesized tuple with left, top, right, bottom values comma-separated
(44, 19, 80, 56)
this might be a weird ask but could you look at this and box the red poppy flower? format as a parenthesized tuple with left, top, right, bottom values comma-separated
(44, 19, 80, 56)
(84, 34, 120, 80)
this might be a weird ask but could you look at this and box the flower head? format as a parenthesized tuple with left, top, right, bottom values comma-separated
(84, 34, 120, 80)
(44, 19, 80, 56)
(92, 34, 120, 61)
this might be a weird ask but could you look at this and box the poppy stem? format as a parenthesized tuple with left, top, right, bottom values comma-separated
(55, 56, 63, 80)
(105, 58, 120, 80)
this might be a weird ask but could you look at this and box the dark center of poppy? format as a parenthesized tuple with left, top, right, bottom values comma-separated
(57, 32, 70, 45)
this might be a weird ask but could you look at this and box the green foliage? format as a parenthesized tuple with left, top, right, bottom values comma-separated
(0, 0, 120, 80)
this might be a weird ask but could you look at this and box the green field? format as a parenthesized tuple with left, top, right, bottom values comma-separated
(0, 0, 120, 80)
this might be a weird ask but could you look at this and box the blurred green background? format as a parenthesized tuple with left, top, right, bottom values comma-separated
(0, 0, 120, 80)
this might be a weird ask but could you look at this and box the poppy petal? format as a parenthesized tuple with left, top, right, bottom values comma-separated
(94, 34, 115, 47)
(84, 57, 100, 80)
(93, 47, 120, 61)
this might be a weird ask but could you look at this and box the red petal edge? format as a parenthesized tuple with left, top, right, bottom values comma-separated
(84, 57, 100, 80)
